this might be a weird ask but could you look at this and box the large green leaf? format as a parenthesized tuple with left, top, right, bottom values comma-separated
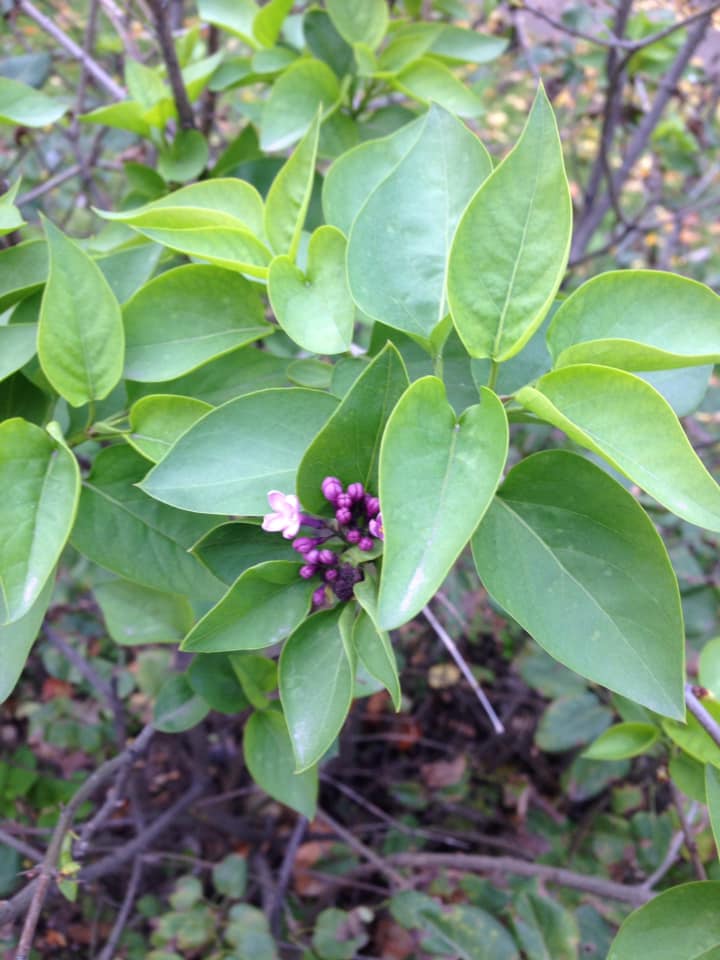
(95, 579, 193, 645)
(347, 104, 492, 343)
(0, 76, 67, 126)
(38, 219, 124, 407)
(0, 325, 37, 383)
(393, 57, 484, 117)
(378, 377, 508, 629)
(264, 109, 320, 258)
(260, 60, 341, 152)
(0, 420, 79, 624)
(0, 240, 47, 312)
(547, 270, 720, 370)
(268, 226, 354, 354)
(182, 561, 313, 653)
(322, 115, 423, 235)
(244, 705, 318, 818)
(123, 265, 271, 381)
(607, 883, 720, 960)
(516, 364, 720, 532)
(279, 607, 355, 770)
(472, 450, 685, 718)
(326, 0, 388, 50)
(253, 0, 293, 47)
(297, 343, 408, 512)
(0, 572, 54, 704)
(191, 521, 298, 584)
(448, 84, 572, 361)
(198, 0, 258, 45)
(141, 388, 337, 515)
(70, 445, 221, 600)
(128, 395, 212, 462)
(96, 180, 271, 277)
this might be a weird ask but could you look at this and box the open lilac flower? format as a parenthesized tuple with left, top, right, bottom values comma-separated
(369, 512, 383, 541)
(261, 490, 301, 539)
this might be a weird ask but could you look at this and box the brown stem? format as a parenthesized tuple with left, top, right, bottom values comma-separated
(147, 0, 196, 130)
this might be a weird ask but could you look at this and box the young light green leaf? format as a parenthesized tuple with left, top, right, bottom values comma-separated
(662, 698, 720, 768)
(547, 270, 720, 370)
(297, 343, 409, 513)
(268, 226, 354, 354)
(260, 60, 341, 152)
(279, 607, 355, 770)
(0, 420, 79, 624)
(347, 105, 492, 343)
(244, 705, 318, 818)
(0, 325, 37, 383)
(198, 0, 258, 46)
(607, 882, 720, 960)
(141, 388, 337, 515)
(70, 445, 222, 601)
(378, 378, 508, 629)
(0, 76, 67, 126)
(326, 0, 388, 50)
(393, 57, 484, 116)
(38, 219, 124, 406)
(429, 25, 508, 64)
(582, 723, 659, 761)
(448, 84, 572, 361)
(95, 579, 193, 645)
(253, 0, 293, 47)
(0, 180, 24, 236)
(706, 765, 720, 860)
(472, 450, 685, 719)
(128, 395, 212, 462)
(157, 128, 209, 182)
(182, 561, 314, 653)
(264, 109, 320, 259)
(123, 264, 271, 381)
(0, 572, 54, 704)
(516, 364, 720, 532)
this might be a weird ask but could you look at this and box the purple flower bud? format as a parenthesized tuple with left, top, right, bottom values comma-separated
(324, 567, 339, 582)
(346, 528, 361, 544)
(292, 537, 316, 554)
(312, 586, 327, 608)
(306, 549, 321, 564)
(299, 564, 317, 580)
(336, 507, 352, 525)
(364, 496, 380, 518)
(369, 513, 384, 541)
(321, 476, 344, 503)
(359, 536, 374, 552)
(318, 549, 336, 565)
(347, 482, 364, 502)
(336, 493, 352, 510)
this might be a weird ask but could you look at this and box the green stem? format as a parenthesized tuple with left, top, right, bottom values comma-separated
(433, 349, 444, 380)
(486, 360, 499, 391)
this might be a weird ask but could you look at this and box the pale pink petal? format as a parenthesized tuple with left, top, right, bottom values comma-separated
(262, 513, 286, 532)
(282, 516, 301, 539)
(267, 490, 287, 510)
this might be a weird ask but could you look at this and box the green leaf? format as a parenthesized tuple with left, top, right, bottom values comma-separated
(706, 765, 720, 861)
(472, 450, 685, 719)
(140, 388, 337, 515)
(279, 607, 355, 770)
(0, 325, 37, 383)
(198, 0, 258, 46)
(304, 9, 354, 77)
(38, 219, 124, 407)
(513, 892, 580, 960)
(244, 704, 318, 819)
(96, 242, 162, 304)
(157, 129, 209, 182)
(535, 694, 613, 752)
(70, 445, 222, 600)
(313, 908, 368, 959)
(0, 240, 47, 312)
(322, 115, 423, 235)
(0, 572, 54, 704)
(420, 904, 519, 960)
(547, 270, 720, 370)
(95, 579, 193, 645)
(260, 60, 341, 153)
(123, 264, 271, 381)
(253, 0, 293, 47)
(583, 723, 659, 760)
(264, 109, 320, 259)
(0, 180, 24, 236)
(607, 882, 720, 960)
(700, 637, 720, 699)
(663, 698, 720, 768)
(393, 57, 484, 116)
(191, 521, 298, 584)
(230, 652, 277, 710)
(326, 0, 388, 50)
(515, 364, 720, 532)
(128, 395, 212, 462)
(212, 853, 248, 898)
(80, 101, 152, 137)
(154, 674, 209, 733)
(0, 420, 79, 624)
(0, 76, 67, 126)
(347, 104, 492, 343)
(225, 903, 278, 959)
(448, 84, 572, 361)
(0, 373, 50, 425)
(268, 226, 354, 354)
(378, 378, 508, 629)
(353, 605, 401, 710)
(182, 561, 313, 653)
(297, 343, 408, 511)
(428, 25, 508, 64)
(187, 654, 249, 713)
(96, 180, 270, 277)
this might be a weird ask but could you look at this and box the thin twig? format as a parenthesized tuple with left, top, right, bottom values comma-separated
(0, 829, 42, 863)
(422, 606, 505, 734)
(98, 0, 142, 59)
(94, 856, 142, 960)
(15, 0, 126, 101)
(669, 787, 706, 882)
(642, 802, 701, 890)
(686, 684, 720, 747)
(269, 816, 307, 938)
(17, 165, 83, 206)
(317, 810, 408, 889)
(147, 0, 196, 129)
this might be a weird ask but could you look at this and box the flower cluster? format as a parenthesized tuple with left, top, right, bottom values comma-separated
(261, 477, 384, 608)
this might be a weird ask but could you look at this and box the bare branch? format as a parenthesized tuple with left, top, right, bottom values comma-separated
(146, 0, 196, 130)
(686, 684, 720, 748)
